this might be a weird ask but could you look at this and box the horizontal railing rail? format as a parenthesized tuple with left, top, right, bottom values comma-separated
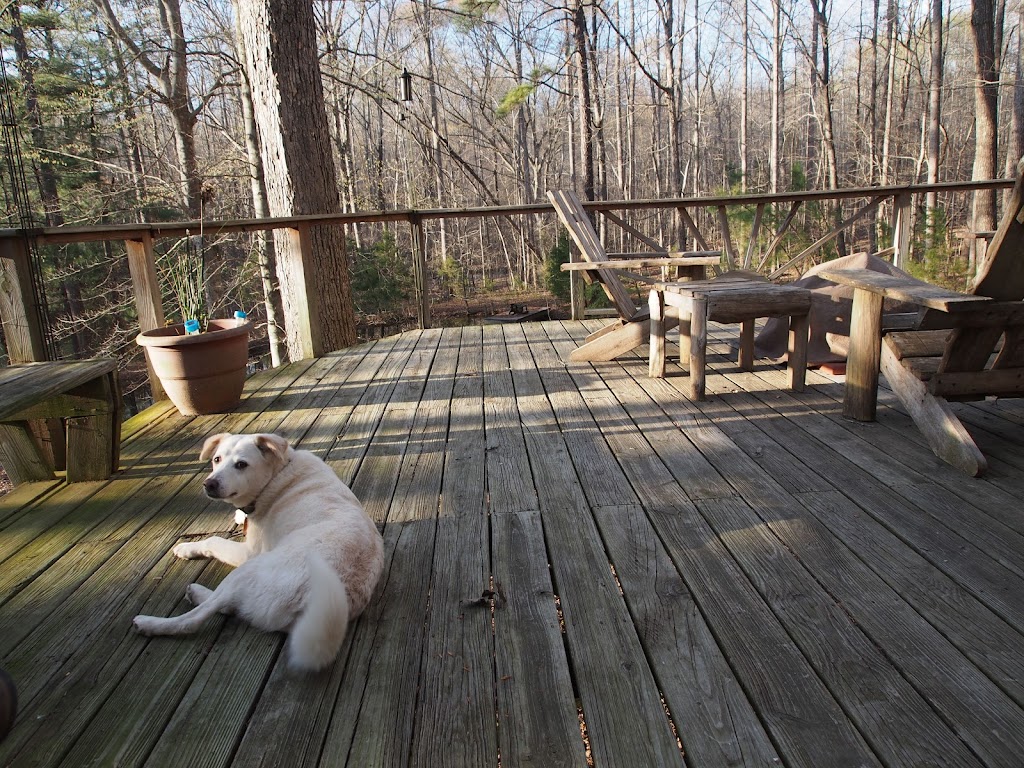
(0, 178, 1014, 401)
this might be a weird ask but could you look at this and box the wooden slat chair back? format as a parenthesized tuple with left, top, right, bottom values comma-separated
(547, 189, 721, 362)
(823, 161, 1024, 475)
(548, 190, 646, 321)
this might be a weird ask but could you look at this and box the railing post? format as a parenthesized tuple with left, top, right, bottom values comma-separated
(410, 215, 431, 329)
(0, 235, 47, 363)
(126, 232, 167, 402)
(891, 192, 912, 270)
(0, 235, 57, 484)
(281, 223, 320, 359)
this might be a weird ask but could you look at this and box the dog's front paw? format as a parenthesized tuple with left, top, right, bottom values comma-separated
(133, 614, 160, 635)
(172, 542, 204, 560)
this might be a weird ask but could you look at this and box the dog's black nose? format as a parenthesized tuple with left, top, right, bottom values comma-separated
(203, 477, 220, 497)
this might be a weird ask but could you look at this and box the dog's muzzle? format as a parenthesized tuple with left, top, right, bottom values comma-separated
(203, 477, 222, 498)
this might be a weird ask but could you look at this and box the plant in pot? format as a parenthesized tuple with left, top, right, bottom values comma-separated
(136, 236, 253, 416)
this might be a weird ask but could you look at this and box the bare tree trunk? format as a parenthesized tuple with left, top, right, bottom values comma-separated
(880, 0, 899, 186)
(969, 0, 1004, 271)
(810, 0, 847, 257)
(771, 0, 784, 192)
(589, 8, 607, 198)
(741, 0, 749, 192)
(233, 9, 285, 367)
(237, 0, 357, 358)
(413, 1, 449, 263)
(109, 38, 148, 221)
(866, 0, 882, 251)
(94, 0, 203, 218)
(573, 0, 595, 199)
(692, 0, 701, 196)
(662, 0, 684, 199)
(9, 4, 62, 228)
(926, 0, 944, 245)
(807, 6, 820, 187)
(1004, 0, 1024, 183)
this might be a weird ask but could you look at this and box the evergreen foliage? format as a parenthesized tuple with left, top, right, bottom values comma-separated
(350, 230, 413, 315)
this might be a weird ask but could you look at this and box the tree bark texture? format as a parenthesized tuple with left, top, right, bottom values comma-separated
(1005, 0, 1024, 180)
(771, 0, 783, 192)
(573, 0, 595, 200)
(970, 0, 1002, 250)
(233, 15, 286, 367)
(236, 0, 357, 359)
(926, 0, 943, 236)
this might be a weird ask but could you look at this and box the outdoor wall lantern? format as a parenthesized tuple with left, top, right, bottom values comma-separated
(399, 68, 414, 103)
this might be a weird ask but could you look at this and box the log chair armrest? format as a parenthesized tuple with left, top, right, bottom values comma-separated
(560, 253, 721, 271)
(602, 256, 716, 264)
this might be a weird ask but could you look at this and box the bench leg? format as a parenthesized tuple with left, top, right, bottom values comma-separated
(0, 423, 57, 483)
(65, 372, 119, 482)
(788, 312, 810, 392)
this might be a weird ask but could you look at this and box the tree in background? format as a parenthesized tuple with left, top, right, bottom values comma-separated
(236, 0, 357, 358)
(2, 0, 1022, 370)
(969, 0, 1003, 272)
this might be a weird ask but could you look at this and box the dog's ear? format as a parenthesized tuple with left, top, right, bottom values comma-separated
(200, 433, 229, 461)
(254, 433, 290, 464)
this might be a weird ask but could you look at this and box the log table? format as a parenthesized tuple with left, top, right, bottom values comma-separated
(648, 277, 812, 400)
(0, 359, 121, 485)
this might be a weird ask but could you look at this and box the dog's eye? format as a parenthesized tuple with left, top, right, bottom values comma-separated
(234, 460, 248, 470)
(212, 456, 221, 464)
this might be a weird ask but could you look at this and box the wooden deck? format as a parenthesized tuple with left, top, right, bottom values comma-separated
(2, 320, 1024, 768)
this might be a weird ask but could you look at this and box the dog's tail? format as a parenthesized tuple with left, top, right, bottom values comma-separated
(288, 553, 350, 671)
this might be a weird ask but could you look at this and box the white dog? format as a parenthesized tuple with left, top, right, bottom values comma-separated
(133, 432, 384, 671)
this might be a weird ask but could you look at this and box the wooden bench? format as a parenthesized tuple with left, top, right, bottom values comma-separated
(0, 359, 121, 484)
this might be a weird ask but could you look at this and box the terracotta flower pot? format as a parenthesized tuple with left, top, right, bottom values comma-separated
(136, 319, 252, 416)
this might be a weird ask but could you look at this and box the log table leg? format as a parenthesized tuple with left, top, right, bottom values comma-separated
(788, 311, 810, 392)
(649, 289, 666, 378)
(738, 320, 755, 371)
(688, 296, 708, 400)
(844, 287, 884, 420)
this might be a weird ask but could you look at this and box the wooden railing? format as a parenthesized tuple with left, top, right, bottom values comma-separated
(0, 179, 1013, 397)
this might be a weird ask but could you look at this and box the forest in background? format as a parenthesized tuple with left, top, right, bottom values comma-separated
(0, 0, 1020, 396)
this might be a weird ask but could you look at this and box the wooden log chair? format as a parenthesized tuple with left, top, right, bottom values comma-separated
(821, 163, 1024, 477)
(547, 190, 721, 362)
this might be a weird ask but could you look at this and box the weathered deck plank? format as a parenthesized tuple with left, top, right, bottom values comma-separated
(507, 323, 686, 767)
(326, 328, 452, 767)
(2, 320, 1024, 768)
(538, 322, 782, 767)
(482, 325, 585, 767)
(554, 323, 886, 767)
(636, 320, 1024, 761)
(410, 326, 498, 767)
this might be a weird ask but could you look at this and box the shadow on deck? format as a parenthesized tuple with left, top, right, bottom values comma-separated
(2, 320, 1024, 767)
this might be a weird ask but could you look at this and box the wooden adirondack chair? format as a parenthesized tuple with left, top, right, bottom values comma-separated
(548, 190, 721, 362)
(821, 165, 1024, 476)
